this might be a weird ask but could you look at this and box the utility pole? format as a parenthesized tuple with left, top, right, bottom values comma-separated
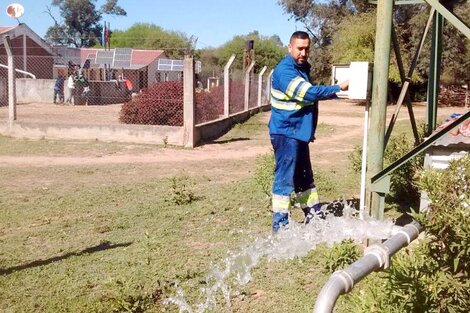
(243, 40, 254, 71)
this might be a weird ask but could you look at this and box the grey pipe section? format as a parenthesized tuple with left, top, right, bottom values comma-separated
(313, 221, 423, 313)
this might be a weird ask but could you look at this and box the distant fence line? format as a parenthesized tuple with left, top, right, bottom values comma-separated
(1, 40, 273, 147)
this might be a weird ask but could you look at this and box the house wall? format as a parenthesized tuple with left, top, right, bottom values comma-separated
(147, 59, 158, 86)
(0, 36, 53, 79)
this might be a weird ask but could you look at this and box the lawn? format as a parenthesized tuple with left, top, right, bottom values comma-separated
(0, 107, 450, 312)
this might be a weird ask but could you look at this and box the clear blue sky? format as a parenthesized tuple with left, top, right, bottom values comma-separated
(1, 0, 304, 48)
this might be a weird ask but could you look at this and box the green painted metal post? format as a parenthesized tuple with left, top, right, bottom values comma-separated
(426, 11, 443, 135)
(367, 0, 394, 220)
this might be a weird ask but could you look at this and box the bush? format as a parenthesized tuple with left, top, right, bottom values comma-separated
(351, 155, 470, 312)
(164, 174, 198, 205)
(348, 128, 425, 208)
(120, 81, 184, 126)
(119, 81, 230, 126)
(384, 133, 424, 207)
(317, 240, 362, 273)
(195, 86, 224, 123)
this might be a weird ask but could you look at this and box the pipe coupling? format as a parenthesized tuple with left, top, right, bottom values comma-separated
(364, 244, 390, 269)
(332, 270, 354, 293)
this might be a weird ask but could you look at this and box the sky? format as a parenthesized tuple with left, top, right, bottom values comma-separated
(1, 0, 305, 48)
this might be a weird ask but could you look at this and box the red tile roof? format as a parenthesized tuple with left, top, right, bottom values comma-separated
(131, 49, 165, 65)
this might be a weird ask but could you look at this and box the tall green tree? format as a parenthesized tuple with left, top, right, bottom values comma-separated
(280, 0, 469, 85)
(45, 0, 126, 47)
(111, 23, 192, 58)
(278, 0, 371, 82)
(215, 31, 286, 72)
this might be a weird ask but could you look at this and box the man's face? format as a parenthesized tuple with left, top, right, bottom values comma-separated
(288, 37, 310, 65)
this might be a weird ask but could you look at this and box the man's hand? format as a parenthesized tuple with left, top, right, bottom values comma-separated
(339, 80, 349, 91)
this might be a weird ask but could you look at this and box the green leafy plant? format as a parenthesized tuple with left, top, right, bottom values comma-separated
(318, 240, 362, 274)
(351, 155, 470, 312)
(348, 127, 425, 208)
(254, 152, 275, 206)
(165, 174, 198, 205)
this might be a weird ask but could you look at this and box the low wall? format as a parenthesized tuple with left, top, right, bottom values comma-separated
(16, 78, 55, 103)
(14, 79, 130, 105)
(196, 104, 270, 143)
(80, 81, 130, 105)
(0, 121, 184, 145)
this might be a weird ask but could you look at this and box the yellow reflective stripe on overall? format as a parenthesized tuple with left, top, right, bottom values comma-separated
(286, 77, 304, 98)
(272, 194, 290, 213)
(296, 188, 319, 208)
(271, 97, 305, 111)
(271, 88, 290, 101)
(296, 81, 312, 102)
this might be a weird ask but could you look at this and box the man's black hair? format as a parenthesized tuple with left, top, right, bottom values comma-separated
(290, 31, 310, 43)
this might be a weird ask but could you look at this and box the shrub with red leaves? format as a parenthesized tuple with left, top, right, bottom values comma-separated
(229, 80, 245, 114)
(120, 78, 253, 126)
(120, 81, 184, 126)
(195, 85, 224, 123)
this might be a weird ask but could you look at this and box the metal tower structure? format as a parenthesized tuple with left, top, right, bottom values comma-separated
(367, 0, 470, 219)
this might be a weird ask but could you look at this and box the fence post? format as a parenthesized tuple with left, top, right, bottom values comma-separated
(244, 61, 255, 111)
(265, 69, 273, 106)
(183, 55, 198, 148)
(257, 66, 267, 107)
(223, 54, 236, 117)
(3, 35, 17, 121)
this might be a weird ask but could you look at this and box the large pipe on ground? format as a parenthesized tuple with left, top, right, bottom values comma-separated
(313, 221, 423, 313)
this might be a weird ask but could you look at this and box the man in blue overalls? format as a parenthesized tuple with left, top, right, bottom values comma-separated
(269, 31, 349, 232)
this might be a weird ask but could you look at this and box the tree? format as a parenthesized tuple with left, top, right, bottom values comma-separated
(110, 23, 192, 58)
(277, 0, 372, 81)
(45, 0, 126, 47)
(215, 31, 286, 72)
(280, 0, 469, 85)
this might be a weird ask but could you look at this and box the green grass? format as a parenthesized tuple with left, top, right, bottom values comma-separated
(0, 113, 363, 313)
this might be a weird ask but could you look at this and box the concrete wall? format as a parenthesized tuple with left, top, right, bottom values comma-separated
(0, 122, 184, 145)
(196, 104, 270, 143)
(14, 78, 130, 105)
(16, 78, 55, 103)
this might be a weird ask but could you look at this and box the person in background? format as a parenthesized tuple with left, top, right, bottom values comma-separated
(269, 31, 349, 232)
(65, 72, 75, 105)
(53, 72, 65, 104)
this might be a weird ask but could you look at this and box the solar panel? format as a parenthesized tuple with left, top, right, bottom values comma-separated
(113, 48, 132, 68)
(95, 50, 114, 65)
(157, 59, 184, 72)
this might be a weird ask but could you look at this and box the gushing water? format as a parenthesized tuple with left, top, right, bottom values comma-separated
(164, 201, 396, 313)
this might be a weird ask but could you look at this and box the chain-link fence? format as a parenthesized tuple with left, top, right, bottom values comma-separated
(1, 34, 272, 145)
(229, 69, 245, 115)
(248, 72, 258, 109)
(120, 80, 184, 126)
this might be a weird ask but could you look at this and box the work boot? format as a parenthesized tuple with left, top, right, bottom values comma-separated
(272, 212, 289, 233)
(303, 204, 324, 224)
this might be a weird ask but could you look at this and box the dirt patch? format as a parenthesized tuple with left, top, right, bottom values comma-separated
(0, 100, 465, 169)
